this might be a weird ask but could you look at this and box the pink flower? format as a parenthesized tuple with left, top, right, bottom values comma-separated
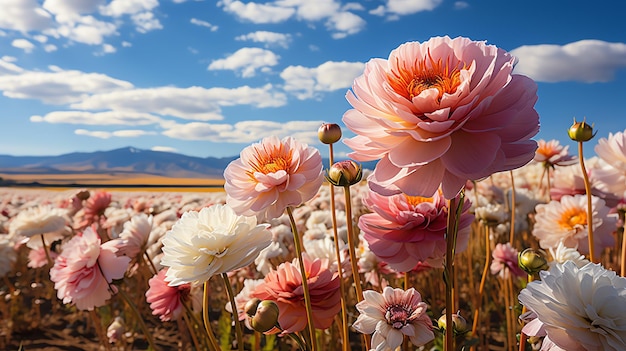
(28, 246, 58, 268)
(50, 226, 130, 310)
(224, 136, 324, 221)
(353, 286, 434, 350)
(594, 129, 626, 196)
(251, 255, 341, 333)
(116, 213, 153, 259)
(532, 195, 617, 256)
(77, 191, 112, 228)
(146, 268, 191, 321)
(534, 139, 577, 168)
(358, 188, 473, 272)
(490, 242, 525, 279)
(342, 36, 539, 199)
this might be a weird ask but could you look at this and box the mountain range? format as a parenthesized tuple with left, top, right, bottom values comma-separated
(0, 146, 376, 179)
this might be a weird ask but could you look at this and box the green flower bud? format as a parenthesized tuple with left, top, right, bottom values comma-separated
(518, 248, 549, 275)
(568, 118, 596, 142)
(326, 160, 363, 186)
(249, 300, 280, 333)
(437, 311, 469, 335)
(244, 298, 261, 317)
(318, 123, 342, 144)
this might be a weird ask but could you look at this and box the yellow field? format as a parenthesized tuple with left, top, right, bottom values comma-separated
(0, 173, 225, 192)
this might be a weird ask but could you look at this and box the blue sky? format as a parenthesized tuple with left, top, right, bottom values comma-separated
(0, 0, 625, 159)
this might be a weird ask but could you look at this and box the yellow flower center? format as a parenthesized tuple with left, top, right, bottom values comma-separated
(247, 144, 293, 179)
(405, 194, 432, 207)
(388, 51, 463, 103)
(558, 208, 587, 231)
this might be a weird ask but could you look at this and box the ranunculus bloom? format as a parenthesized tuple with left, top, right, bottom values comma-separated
(532, 195, 617, 256)
(519, 261, 626, 350)
(161, 204, 272, 286)
(490, 242, 525, 279)
(76, 191, 112, 228)
(342, 36, 539, 199)
(224, 136, 324, 221)
(251, 255, 341, 333)
(358, 188, 473, 272)
(9, 204, 69, 238)
(116, 213, 153, 259)
(50, 226, 130, 310)
(353, 286, 434, 350)
(146, 268, 191, 321)
(534, 139, 577, 168)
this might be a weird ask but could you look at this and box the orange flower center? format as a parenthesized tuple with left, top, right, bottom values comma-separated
(389, 51, 463, 103)
(405, 195, 432, 207)
(558, 208, 587, 231)
(247, 144, 293, 179)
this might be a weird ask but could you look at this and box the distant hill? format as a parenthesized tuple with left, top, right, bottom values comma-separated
(0, 146, 378, 179)
(0, 147, 237, 178)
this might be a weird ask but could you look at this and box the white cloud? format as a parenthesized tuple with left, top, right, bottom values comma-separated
(43, 0, 104, 21)
(11, 39, 36, 53)
(281, 61, 364, 99)
(102, 43, 116, 54)
(45, 15, 118, 45)
(218, 0, 295, 23)
(291, 0, 340, 21)
(190, 18, 219, 31)
(121, 41, 132, 47)
(370, 0, 443, 18)
(511, 40, 626, 83)
(33, 34, 48, 43)
(0, 0, 54, 32)
(44, 44, 58, 52)
(326, 11, 366, 39)
(71, 84, 287, 120)
(99, 0, 159, 17)
(235, 31, 291, 48)
(75, 128, 156, 139)
(132, 12, 162, 33)
(0, 56, 24, 75)
(208, 47, 280, 78)
(162, 119, 323, 144)
(454, 1, 469, 9)
(30, 110, 162, 125)
(151, 146, 178, 153)
(0, 67, 133, 104)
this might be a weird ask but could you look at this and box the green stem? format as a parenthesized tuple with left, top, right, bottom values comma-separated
(286, 206, 318, 351)
(444, 190, 465, 351)
(578, 141, 596, 263)
(202, 280, 221, 351)
(509, 171, 516, 244)
(117, 288, 159, 351)
(222, 273, 244, 351)
(40, 234, 53, 266)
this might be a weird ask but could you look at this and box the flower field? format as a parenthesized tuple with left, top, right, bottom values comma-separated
(1, 36, 625, 351)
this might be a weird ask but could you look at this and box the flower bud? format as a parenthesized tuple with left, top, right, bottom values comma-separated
(568, 118, 596, 142)
(326, 160, 362, 186)
(249, 300, 280, 333)
(76, 189, 90, 201)
(518, 248, 549, 275)
(318, 123, 342, 144)
(244, 298, 261, 317)
(437, 311, 469, 335)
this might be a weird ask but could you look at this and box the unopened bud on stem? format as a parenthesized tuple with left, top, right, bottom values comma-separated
(326, 160, 362, 186)
(568, 118, 596, 142)
(318, 123, 342, 144)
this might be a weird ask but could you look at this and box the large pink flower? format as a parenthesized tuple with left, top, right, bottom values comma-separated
(146, 268, 191, 321)
(358, 188, 473, 272)
(50, 226, 130, 310)
(224, 136, 324, 221)
(490, 242, 525, 279)
(343, 36, 539, 199)
(251, 255, 341, 333)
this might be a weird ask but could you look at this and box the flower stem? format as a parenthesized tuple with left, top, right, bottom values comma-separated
(577, 141, 596, 263)
(343, 185, 364, 303)
(89, 309, 112, 351)
(471, 223, 491, 339)
(509, 170, 516, 244)
(620, 210, 626, 277)
(222, 273, 244, 351)
(444, 190, 465, 351)
(202, 280, 221, 351)
(286, 206, 318, 351)
(117, 287, 159, 351)
(327, 144, 350, 351)
(40, 234, 53, 266)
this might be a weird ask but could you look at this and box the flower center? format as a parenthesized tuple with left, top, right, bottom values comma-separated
(558, 208, 587, 231)
(388, 51, 463, 103)
(385, 304, 410, 329)
(247, 144, 293, 179)
(404, 194, 431, 207)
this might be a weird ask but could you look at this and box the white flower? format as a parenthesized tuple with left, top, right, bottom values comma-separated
(353, 286, 434, 351)
(532, 195, 617, 256)
(9, 205, 69, 238)
(161, 204, 272, 286)
(117, 213, 153, 259)
(519, 261, 626, 350)
(549, 241, 589, 269)
(594, 129, 626, 195)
